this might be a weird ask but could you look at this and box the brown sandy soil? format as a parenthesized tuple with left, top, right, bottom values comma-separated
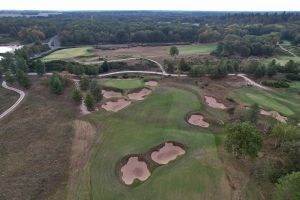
(205, 96, 227, 109)
(145, 81, 158, 87)
(260, 109, 288, 123)
(188, 114, 210, 128)
(151, 142, 185, 165)
(128, 88, 152, 101)
(101, 99, 131, 112)
(120, 156, 151, 185)
(67, 120, 96, 200)
(102, 90, 123, 99)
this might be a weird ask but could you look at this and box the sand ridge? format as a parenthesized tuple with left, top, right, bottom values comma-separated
(120, 156, 151, 185)
(151, 142, 185, 165)
(145, 81, 158, 87)
(101, 99, 131, 112)
(188, 114, 209, 128)
(205, 96, 227, 109)
(260, 109, 288, 123)
(128, 88, 152, 100)
(102, 90, 123, 99)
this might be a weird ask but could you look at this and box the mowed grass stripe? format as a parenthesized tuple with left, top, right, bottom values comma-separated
(42, 47, 93, 62)
(77, 86, 230, 200)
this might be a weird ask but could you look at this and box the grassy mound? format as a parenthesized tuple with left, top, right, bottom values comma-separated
(42, 47, 94, 62)
(77, 86, 230, 200)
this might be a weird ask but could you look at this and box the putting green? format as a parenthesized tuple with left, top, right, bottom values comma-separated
(77, 87, 230, 200)
(101, 79, 144, 90)
(42, 47, 93, 62)
(178, 43, 217, 55)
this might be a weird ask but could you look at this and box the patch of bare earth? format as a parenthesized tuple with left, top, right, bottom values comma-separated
(151, 142, 185, 165)
(102, 90, 123, 99)
(67, 120, 96, 200)
(101, 99, 131, 112)
(120, 157, 151, 185)
(188, 114, 209, 128)
(145, 81, 158, 87)
(128, 88, 152, 101)
(260, 109, 288, 123)
(205, 96, 227, 109)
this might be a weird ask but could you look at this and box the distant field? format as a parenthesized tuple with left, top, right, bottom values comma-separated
(42, 47, 94, 62)
(178, 43, 217, 55)
(0, 86, 18, 114)
(77, 86, 231, 200)
(101, 79, 144, 90)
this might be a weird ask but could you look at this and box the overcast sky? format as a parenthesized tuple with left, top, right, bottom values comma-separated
(1, 0, 300, 11)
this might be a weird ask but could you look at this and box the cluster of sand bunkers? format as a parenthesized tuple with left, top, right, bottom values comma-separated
(120, 142, 186, 185)
(100, 81, 157, 112)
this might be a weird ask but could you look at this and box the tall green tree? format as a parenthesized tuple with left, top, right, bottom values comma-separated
(80, 76, 90, 91)
(84, 93, 96, 111)
(169, 46, 179, 58)
(72, 88, 82, 103)
(101, 61, 110, 73)
(50, 73, 64, 95)
(273, 172, 300, 200)
(179, 58, 190, 71)
(35, 59, 45, 75)
(16, 69, 31, 89)
(90, 80, 102, 102)
(225, 122, 262, 158)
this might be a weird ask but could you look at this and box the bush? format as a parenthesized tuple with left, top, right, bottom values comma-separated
(80, 76, 90, 91)
(16, 69, 31, 89)
(262, 80, 290, 88)
(286, 73, 300, 81)
(273, 172, 300, 200)
(84, 93, 96, 111)
(90, 80, 102, 102)
(72, 89, 82, 103)
(49, 73, 64, 95)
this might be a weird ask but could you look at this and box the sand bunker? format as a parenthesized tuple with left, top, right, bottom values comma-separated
(102, 90, 123, 99)
(128, 88, 152, 100)
(260, 109, 288, 123)
(188, 114, 209, 128)
(145, 81, 158, 87)
(101, 99, 131, 112)
(151, 142, 185, 165)
(205, 96, 227, 109)
(120, 156, 151, 185)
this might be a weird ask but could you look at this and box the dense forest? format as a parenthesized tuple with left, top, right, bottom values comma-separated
(1, 12, 300, 57)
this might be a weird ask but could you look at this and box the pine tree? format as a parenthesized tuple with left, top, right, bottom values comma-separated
(84, 93, 96, 111)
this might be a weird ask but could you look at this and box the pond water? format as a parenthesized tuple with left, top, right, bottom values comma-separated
(0, 45, 23, 54)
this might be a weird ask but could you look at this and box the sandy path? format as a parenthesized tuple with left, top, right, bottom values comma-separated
(0, 81, 25, 120)
(260, 109, 288, 123)
(102, 90, 123, 99)
(277, 42, 297, 57)
(101, 99, 131, 112)
(151, 142, 185, 165)
(121, 156, 151, 185)
(128, 88, 152, 100)
(72, 79, 91, 115)
(205, 96, 226, 109)
(188, 114, 209, 128)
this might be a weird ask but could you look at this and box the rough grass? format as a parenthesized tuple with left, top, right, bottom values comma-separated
(101, 79, 144, 90)
(0, 85, 18, 114)
(262, 56, 300, 65)
(0, 78, 77, 200)
(76, 86, 231, 200)
(234, 87, 300, 118)
(42, 47, 94, 62)
(178, 43, 217, 55)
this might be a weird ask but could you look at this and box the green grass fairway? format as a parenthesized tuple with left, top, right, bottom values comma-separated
(0, 86, 18, 114)
(234, 87, 300, 117)
(178, 43, 217, 55)
(101, 79, 144, 90)
(42, 47, 94, 62)
(77, 86, 230, 200)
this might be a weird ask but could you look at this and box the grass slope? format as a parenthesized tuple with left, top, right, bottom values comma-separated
(0, 85, 18, 114)
(178, 43, 217, 55)
(42, 47, 93, 62)
(101, 79, 145, 90)
(77, 86, 230, 200)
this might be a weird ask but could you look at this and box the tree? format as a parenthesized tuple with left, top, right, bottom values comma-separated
(72, 88, 82, 103)
(80, 76, 90, 91)
(285, 60, 299, 74)
(254, 64, 266, 78)
(267, 59, 277, 77)
(84, 93, 96, 111)
(16, 56, 28, 72)
(189, 66, 206, 77)
(4, 70, 15, 84)
(50, 73, 64, 95)
(166, 62, 175, 73)
(225, 122, 263, 158)
(179, 58, 190, 71)
(169, 46, 179, 58)
(273, 172, 300, 200)
(35, 59, 45, 75)
(16, 69, 31, 89)
(90, 80, 102, 102)
(270, 124, 300, 147)
(248, 103, 260, 123)
(101, 61, 110, 73)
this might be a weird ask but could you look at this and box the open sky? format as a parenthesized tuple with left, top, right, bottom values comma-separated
(1, 0, 299, 11)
